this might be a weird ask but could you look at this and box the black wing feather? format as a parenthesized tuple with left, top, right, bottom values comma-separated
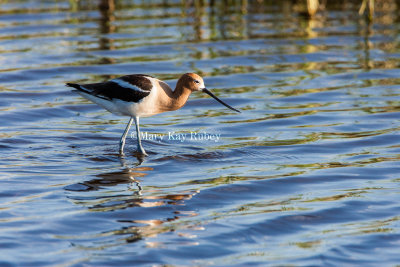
(66, 74, 153, 103)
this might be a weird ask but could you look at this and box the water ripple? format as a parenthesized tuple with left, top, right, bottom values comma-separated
(1, 0, 400, 266)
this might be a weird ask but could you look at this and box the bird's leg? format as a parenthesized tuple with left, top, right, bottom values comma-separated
(134, 116, 147, 156)
(119, 117, 133, 154)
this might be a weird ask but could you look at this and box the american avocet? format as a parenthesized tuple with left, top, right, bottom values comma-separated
(66, 73, 240, 155)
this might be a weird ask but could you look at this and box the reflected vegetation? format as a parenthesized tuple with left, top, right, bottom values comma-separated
(98, 0, 116, 54)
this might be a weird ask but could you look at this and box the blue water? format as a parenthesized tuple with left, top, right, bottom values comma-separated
(1, 0, 400, 266)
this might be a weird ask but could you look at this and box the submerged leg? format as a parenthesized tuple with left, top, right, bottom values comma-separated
(119, 117, 133, 154)
(134, 116, 147, 155)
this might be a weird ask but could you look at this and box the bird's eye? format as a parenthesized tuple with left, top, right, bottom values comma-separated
(194, 80, 200, 84)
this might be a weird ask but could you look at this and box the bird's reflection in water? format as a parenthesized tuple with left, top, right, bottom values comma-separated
(128, 152, 147, 166)
(65, 153, 199, 249)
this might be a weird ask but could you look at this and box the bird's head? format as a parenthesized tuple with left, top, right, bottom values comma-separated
(178, 73, 241, 113)
(179, 73, 205, 92)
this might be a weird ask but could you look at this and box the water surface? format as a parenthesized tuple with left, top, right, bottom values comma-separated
(1, 1, 400, 266)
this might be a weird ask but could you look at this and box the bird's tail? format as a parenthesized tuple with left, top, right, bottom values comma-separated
(66, 83, 93, 95)
(66, 83, 81, 90)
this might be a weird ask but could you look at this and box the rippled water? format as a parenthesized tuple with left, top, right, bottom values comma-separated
(1, 0, 400, 266)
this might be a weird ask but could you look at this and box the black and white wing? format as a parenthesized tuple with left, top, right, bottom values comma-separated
(66, 74, 154, 103)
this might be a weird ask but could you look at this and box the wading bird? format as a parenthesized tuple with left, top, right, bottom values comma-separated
(66, 73, 240, 155)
